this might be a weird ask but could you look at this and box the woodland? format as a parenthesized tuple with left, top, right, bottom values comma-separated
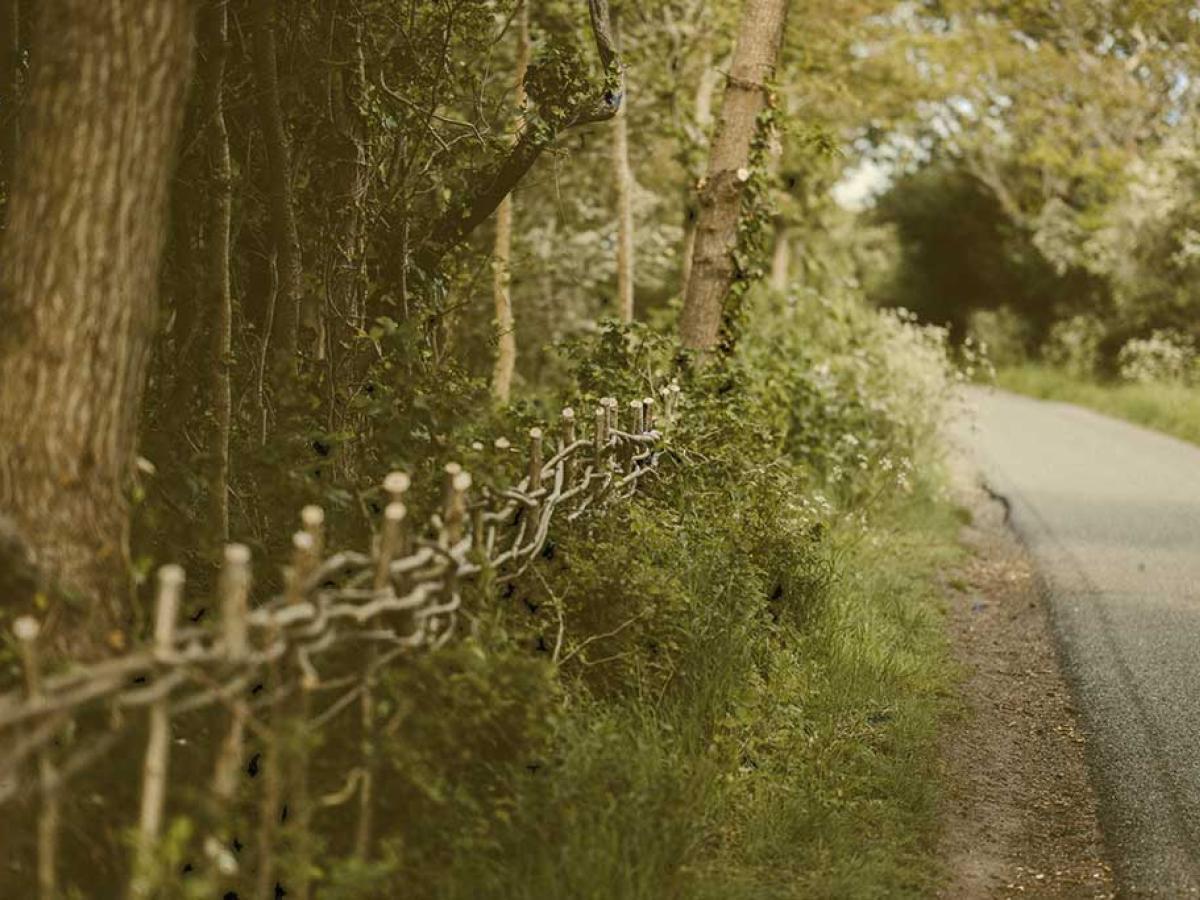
(0, 0, 1198, 897)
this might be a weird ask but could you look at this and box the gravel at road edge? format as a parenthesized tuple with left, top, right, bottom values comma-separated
(937, 477, 1114, 899)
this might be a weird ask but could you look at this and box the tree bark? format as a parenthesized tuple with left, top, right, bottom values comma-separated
(612, 102, 635, 320)
(0, 0, 19, 199)
(199, 0, 233, 543)
(326, 0, 368, 397)
(0, 0, 194, 646)
(679, 60, 721, 299)
(679, 0, 787, 351)
(770, 215, 790, 291)
(611, 14, 634, 322)
(252, 0, 302, 373)
(490, 0, 530, 403)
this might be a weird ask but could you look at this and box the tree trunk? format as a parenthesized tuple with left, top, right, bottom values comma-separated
(770, 216, 790, 291)
(0, 0, 19, 199)
(678, 0, 787, 351)
(252, 0, 302, 374)
(679, 61, 721, 298)
(612, 14, 634, 322)
(612, 103, 635, 321)
(326, 0, 369, 412)
(490, 0, 530, 404)
(199, 0, 233, 543)
(679, 204, 697, 298)
(0, 0, 194, 647)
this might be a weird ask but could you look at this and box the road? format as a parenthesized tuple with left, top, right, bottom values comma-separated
(962, 387, 1200, 896)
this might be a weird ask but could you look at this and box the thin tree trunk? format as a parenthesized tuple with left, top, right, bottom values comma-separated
(679, 60, 721, 298)
(200, 0, 233, 543)
(326, 0, 369, 428)
(252, 0, 302, 374)
(612, 104, 635, 321)
(679, 0, 787, 351)
(680, 203, 698, 298)
(770, 216, 790, 291)
(0, 0, 19, 198)
(612, 14, 634, 322)
(0, 0, 195, 648)
(491, 0, 530, 403)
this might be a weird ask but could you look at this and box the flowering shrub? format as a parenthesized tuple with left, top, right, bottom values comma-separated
(1117, 329, 1197, 385)
(1042, 315, 1105, 378)
(739, 289, 963, 509)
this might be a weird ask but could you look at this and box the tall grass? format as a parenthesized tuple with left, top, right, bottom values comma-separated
(999, 363, 1200, 446)
(366, 484, 962, 900)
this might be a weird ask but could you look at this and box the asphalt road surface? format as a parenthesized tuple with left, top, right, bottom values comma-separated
(962, 387, 1200, 896)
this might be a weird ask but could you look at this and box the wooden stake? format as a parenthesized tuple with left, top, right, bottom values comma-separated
(300, 504, 325, 560)
(130, 565, 184, 900)
(443, 470, 471, 545)
(665, 382, 681, 425)
(254, 618, 283, 900)
(594, 406, 607, 466)
(212, 544, 251, 796)
(220, 543, 252, 660)
(206, 547, 250, 888)
(384, 471, 412, 560)
(356, 499, 406, 863)
(384, 471, 411, 501)
(287, 530, 317, 605)
(375, 501, 406, 590)
(528, 428, 543, 494)
(15, 616, 58, 900)
(629, 398, 645, 435)
(561, 407, 577, 483)
(602, 396, 618, 434)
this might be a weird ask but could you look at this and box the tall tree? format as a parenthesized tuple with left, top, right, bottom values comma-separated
(0, 0, 194, 647)
(491, 0, 531, 403)
(611, 12, 634, 322)
(0, 0, 19, 201)
(680, 59, 722, 299)
(198, 0, 233, 543)
(679, 0, 787, 351)
(252, 0, 302, 375)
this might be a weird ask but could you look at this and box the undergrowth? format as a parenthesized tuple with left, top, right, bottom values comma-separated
(317, 289, 967, 899)
(14, 289, 967, 898)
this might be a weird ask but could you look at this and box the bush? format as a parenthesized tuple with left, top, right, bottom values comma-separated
(1117, 328, 1197, 385)
(1042, 314, 1105, 378)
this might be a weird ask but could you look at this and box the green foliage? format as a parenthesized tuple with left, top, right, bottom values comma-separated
(524, 37, 593, 128)
(281, 284, 963, 898)
(871, 163, 1111, 340)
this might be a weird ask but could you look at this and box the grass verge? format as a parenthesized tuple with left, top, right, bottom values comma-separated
(323, 298, 973, 899)
(390, 483, 965, 900)
(690, 488, 963, 899)
(998, 363, 1200, 446)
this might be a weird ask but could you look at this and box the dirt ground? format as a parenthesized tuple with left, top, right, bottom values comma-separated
(937, 478, 1115, 899)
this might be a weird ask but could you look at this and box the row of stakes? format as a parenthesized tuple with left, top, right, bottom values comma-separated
(7, 383, 681, 899)
(10, 384, 683, 714)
